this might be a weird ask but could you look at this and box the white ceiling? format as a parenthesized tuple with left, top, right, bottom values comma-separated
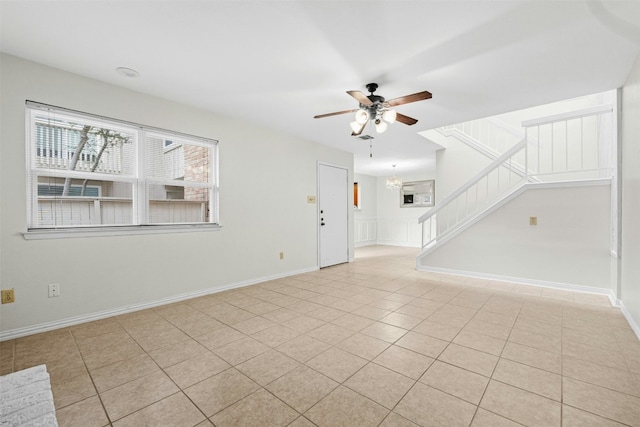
(1, 1, 639, 176)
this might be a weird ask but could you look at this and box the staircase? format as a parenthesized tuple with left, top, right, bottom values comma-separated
(417, 103, 615, 269)
(438, 117, 524, 162)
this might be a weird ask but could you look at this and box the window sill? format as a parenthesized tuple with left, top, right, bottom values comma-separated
(22, 224, 222, 240)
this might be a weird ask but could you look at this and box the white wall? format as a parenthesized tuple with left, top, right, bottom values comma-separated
(0, 54, 353, 336)
(435, 138, 492, 202)
(420, 184, 612, 290)
(353, 171, 436, 248)
(494, 93, 607, 129)
(376, 172, 435, 248)
(620, 53, 640, 331)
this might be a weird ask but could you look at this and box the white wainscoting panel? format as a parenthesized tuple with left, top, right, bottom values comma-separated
(355, 218, 422, 247)
(354, 218, 377, 247)
(377, 218, 421, 248)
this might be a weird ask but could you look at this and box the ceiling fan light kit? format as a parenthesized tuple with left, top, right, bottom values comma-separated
(374, 118, 388, 134)
(314, 83, 432, 137)
(350, 120, 363, 133)
(382, 109, 397, 124)
(355, 109, 370, 125)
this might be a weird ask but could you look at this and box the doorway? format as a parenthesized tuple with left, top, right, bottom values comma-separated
(318, 163, 349, 268)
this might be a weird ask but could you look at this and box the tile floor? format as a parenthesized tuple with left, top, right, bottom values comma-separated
(2, 245, 640, 426)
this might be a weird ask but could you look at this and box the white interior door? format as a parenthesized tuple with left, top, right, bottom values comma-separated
(318, 164, 349, 268)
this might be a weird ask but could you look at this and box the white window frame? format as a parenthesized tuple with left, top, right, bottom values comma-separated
(23, 101, 220, 240)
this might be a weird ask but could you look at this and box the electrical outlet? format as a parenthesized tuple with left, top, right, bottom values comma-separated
(48, 284, 60, 298)
(1, 289, 15, 304)
(279, 252, 284, 260)
(529, 216, 538, 226)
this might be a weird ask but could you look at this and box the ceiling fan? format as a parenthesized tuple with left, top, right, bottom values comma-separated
(314, 83, 432, 136)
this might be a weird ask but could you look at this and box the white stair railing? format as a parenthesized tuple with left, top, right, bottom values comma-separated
(437, 117, 532, 180)
(522, 104, 613, 181)
(420, 104, 614, 252)
(439, 117, 524, 158)
(420, 139, 529, 248)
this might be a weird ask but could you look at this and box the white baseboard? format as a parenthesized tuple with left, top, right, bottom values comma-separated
(355, 240, 377, 248)
(357, 241, 421, 249)
(617, 300, 640, 341)
(375, 241, 421, 248)
(0, 266, 318, 342)
(418, 264, 639, 341)
(416, 265, 617, 301)
(418, 267, 640, 338)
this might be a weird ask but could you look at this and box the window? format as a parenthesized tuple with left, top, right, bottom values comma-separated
(353, 182, 360, 209)
(25, 101, 219, 234)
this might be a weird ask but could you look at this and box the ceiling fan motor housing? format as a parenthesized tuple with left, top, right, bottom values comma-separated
(365, 83, 385, 116)
(362, 95, 385, 119)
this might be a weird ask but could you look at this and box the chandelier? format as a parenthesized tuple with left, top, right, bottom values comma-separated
(386, 165, 402, 189)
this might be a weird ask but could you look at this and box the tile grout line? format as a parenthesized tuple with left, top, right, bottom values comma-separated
(454, 288, 502, 426)
(68, 322, 116, 427)
(11, 247, 639, 427)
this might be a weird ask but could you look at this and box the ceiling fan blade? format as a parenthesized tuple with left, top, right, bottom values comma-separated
(347, 90, 373, 106)
(396, 113, 419, 125)
(314, 109, 358, 119)
(351, 121, 367, 136)
(384, 91, 432, 107)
